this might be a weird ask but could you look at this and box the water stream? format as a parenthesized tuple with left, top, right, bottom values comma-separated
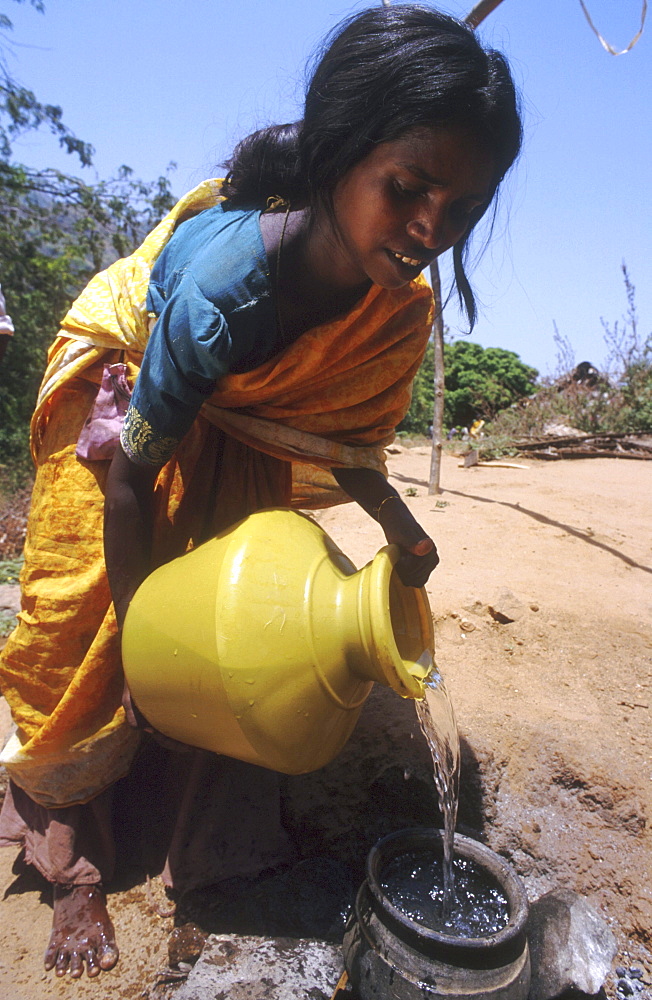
(414, 661, 461, 918)
(397, 660, 510, 936)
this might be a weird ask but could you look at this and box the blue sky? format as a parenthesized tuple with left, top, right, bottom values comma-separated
(3, 0, 651, 376)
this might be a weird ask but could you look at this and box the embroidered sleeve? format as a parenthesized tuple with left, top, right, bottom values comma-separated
(120, 405, 179, 468)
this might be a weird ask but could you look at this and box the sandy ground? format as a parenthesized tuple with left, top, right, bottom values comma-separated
(0, 448, 650, 998)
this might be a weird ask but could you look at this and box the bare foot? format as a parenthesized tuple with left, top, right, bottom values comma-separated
(44, 884, 119, 978)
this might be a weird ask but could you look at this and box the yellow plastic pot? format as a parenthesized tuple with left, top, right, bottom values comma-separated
(122, 508, 433, 774)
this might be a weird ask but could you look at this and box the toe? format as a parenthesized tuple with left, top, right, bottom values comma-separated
(69, 951, 84, 979)
(98, 942, 120, 970)
(55, 949, 70, 977)
(85, 950, 101, 978)
(44, 943, 58, 971)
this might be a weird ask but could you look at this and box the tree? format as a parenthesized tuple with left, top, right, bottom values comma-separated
(398, 338, 436, 435)
(1, 1, 93, 166)
(443, 341, 538, 428)
(398, 339, 538, 435)
(0, 1, 176, 476)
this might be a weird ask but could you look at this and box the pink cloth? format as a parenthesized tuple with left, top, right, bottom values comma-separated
(75, 362, 131, 461)
(0, 781, 115, 885)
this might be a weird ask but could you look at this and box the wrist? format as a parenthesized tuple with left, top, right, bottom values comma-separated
(372, 493, 403, 522)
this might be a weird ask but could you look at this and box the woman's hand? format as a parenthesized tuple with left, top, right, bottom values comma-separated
(330, 466, 439, 588)
(376, 495, 439, 588)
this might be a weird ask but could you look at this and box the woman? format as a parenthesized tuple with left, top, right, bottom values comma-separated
(0, 4, 521, 979)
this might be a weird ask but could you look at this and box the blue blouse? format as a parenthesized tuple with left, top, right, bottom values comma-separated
(121, 201, 281, 466)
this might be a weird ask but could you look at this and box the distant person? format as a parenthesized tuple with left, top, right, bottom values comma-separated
(0, 5, 521, 980)
(0, 284, 14, 365)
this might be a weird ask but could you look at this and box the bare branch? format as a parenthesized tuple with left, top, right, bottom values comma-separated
(464, 0, 507, 29)
(578, 0, 647, 56)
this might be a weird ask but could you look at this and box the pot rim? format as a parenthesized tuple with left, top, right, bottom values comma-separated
(366, 545, 431, 699)
(365, 827, 529, 954)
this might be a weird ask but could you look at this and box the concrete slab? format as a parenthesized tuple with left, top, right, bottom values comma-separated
(175, 934, 345, 1000)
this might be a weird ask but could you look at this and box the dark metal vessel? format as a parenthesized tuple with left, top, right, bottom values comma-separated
(343, 829, 531, 1000)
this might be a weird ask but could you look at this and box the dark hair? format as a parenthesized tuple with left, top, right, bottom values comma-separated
(223, 5, 522, 326)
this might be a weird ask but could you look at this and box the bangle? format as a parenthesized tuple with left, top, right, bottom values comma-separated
(372, 494, 401, 521)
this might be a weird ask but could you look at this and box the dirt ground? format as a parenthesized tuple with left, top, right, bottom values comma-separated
(0, 448, 650, 998)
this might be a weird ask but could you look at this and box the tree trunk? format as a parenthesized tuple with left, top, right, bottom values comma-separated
(428, 261, 445, 495)
(427, 0, 508, 493)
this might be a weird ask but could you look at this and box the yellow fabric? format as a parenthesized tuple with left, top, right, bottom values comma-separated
(0, 374, 141, 807)
(1, 180, 433, 808)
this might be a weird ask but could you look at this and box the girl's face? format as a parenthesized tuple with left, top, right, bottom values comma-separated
(327, 125, 496, 290)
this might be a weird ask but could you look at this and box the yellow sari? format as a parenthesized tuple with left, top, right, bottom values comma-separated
(0, 180, 433, 809)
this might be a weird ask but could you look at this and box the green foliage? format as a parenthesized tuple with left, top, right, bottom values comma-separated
(0, 554, 22, 583)
(616, 358, 652, 432)
(397, 339, 435, 434)
(398, 337, 538, 435)
(0, 3, 177, 475)
(0, 607, 17, 637)
(443, 341, 538, 428)
(0, 166, 177, 472)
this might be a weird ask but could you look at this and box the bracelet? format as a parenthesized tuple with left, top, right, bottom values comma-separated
(372, 494, 401, 521)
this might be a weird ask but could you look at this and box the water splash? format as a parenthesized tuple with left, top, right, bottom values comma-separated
(414, 658, 461, 917)
(381, 851, 509, 937)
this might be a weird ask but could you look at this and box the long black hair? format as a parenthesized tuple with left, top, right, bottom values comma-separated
(223, 5, 522, 327)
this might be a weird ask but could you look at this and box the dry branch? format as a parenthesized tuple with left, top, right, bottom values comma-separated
(513, 432, 652, 461)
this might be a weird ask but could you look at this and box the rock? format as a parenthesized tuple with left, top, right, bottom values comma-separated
(488, 588, 527, 624)
(174, 934, 345, 1000)
(462, 600, 486, 616)
(543, 422, 583, 437)
(168, 922, 208, 967)
(527, 888, 617, 1000)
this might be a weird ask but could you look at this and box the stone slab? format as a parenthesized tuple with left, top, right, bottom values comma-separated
(527, 888, 617, 1000)
(175, 934, 345, 1000)
(0, 584, 20, 612)
(0, 697, 12, 748)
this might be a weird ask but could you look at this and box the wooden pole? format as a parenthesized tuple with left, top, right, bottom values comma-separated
(465, 0, 507, 30)
(427, 0, 508, 494)
(428, 261, 446, 494)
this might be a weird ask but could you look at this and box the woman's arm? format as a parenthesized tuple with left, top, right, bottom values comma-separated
(104, 444, 159, 631)
(331, 466, 439, 588)
(104, 445, 159, 730)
